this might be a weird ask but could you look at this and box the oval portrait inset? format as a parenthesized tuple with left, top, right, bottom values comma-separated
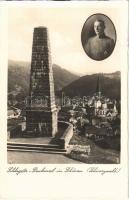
(81, 13, 116, 61)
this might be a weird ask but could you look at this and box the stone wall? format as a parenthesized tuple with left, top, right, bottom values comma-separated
(8, 125, 22, 139)
(7, 122, 26, 139)
(58, 121, 73, 149)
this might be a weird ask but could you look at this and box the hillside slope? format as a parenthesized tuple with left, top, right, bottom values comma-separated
(8, 60, 79, 95)
(62, 72, 120, 99)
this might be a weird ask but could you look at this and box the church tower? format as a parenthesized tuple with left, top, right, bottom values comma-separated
(96, 74, 101, 99)
(94, 74, 102, 116)
(26, 27, 58, 137)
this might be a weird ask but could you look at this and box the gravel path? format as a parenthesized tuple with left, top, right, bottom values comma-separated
(8, 151, 82, 164)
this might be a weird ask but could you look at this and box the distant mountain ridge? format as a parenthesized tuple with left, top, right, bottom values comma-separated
(8, 60, 120, 100)
(52, 64, 80, 91)
(8, 60, 79, 95)
(62, 72, 120, 99)
(103, 71, 120, 79)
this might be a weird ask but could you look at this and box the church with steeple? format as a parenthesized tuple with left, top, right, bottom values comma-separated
(93, 74, 118, 120)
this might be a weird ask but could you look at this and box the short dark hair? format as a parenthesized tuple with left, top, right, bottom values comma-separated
(94, 19, 105, 28)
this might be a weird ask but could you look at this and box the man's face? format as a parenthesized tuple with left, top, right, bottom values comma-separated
(94, 21, 105, 37)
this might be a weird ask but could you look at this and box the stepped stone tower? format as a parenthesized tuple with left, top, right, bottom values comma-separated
(26, 27, 58, 137)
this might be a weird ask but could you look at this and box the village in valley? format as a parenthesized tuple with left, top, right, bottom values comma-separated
(7, 27, 120, 164)
(58, 75, 120, 141)
(8, 72, 120, 164)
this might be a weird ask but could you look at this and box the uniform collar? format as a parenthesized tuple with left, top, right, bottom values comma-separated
(96, 33, 106, 39)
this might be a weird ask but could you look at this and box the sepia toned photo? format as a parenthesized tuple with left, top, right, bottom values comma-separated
(0, 2, 128, 200)
(81, 13, 116, 61)
(7, 7, 121, 165)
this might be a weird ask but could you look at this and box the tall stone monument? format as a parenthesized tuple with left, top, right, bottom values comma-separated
(26, 27, 58, 137)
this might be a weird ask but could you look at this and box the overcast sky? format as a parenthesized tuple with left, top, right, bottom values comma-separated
(8, 3, 125, 75)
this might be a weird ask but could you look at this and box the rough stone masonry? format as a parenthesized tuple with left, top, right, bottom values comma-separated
(26, 27, 58, 137)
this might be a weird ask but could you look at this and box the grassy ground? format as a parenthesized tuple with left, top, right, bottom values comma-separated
(67, 132, 120, 164)
(95, 136, 120, 151)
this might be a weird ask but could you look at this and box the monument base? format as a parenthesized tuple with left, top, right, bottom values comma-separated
(7, 121, 73, 150)
(26, 109, 58, 137)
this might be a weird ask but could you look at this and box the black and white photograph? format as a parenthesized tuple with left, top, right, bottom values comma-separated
(81, 13, 116, 61)
(0, 2, 128, 200)
(7, 6, 122, 165)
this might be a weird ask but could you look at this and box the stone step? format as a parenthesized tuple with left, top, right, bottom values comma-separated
(7, 148, 67, 154)
(7, 143, 66, 154)
(7, 142, 60, 149)
(7, 145, 66, 152)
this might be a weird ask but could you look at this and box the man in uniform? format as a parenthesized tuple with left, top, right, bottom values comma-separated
(84, 19, 115, 61)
